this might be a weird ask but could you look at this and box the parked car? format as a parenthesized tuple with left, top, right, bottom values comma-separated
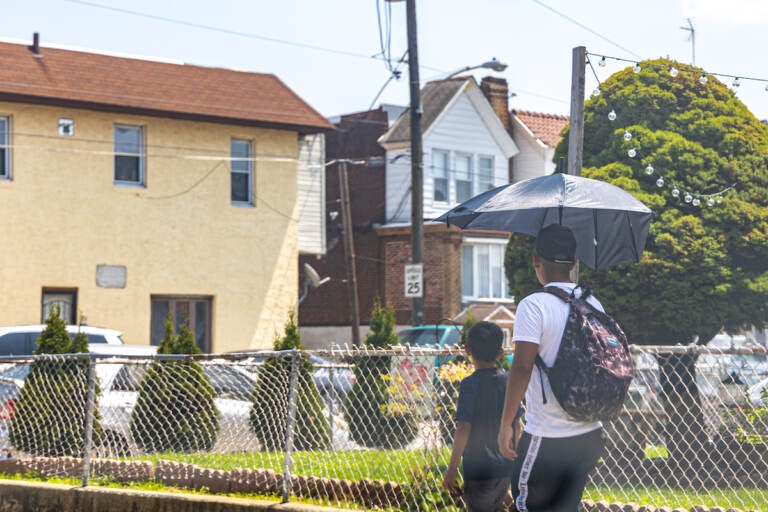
(0, 344, 260, 456)
(0, 324, 125, 356)
(748, 376, 768, 407)
(397, 325, 462, 348)
(242, 354, 355, 402)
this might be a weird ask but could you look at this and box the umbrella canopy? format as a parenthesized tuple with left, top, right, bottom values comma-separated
(436, 173, 653, 270)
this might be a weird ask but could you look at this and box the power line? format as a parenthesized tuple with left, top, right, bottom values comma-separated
(530, 0, 642, 59)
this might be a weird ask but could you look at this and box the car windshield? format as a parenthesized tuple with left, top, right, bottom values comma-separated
(0, 364, 30, 381)
(111, 362, 254, 398)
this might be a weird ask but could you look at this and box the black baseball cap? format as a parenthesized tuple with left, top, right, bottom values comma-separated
(535, 224, 577, 264)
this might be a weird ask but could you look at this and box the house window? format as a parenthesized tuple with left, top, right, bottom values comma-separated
(231, 139, 253, 205)
(433, 150, 449, 202)
(42, 289, 78, 324)
(151, 295, 213, 353)
(455, 154, 473, 203)
(461, 242, 511, 301)
(478, 156, 494, 192)
(0, 116, 9, 179)
(114, 124, 145, 185)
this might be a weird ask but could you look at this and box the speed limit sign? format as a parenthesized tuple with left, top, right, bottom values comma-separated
(404, 264, 423, 298)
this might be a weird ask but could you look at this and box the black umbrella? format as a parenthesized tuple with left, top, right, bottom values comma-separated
(436, 173, 653, 270)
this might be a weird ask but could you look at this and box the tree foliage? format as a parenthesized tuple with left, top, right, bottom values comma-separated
(10, 307, 103, 456)
(130, 315, 220, 453)
(249, 310, 330, 450)
(507, 58, 768, 345)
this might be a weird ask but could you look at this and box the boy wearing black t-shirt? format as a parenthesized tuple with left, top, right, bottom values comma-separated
(443, 321, 517, 511)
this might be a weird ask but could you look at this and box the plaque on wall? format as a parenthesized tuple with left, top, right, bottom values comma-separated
(96, 264, 127, 288)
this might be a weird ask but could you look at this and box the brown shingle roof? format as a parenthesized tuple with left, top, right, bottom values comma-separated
(512, 110, 569, 148)
(379, 78, 468, 144)
(0, 40, 333, 133)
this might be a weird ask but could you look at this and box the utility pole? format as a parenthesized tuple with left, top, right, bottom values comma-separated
(405, 0, 424, 326)
(681, 18, 695, 65)
(568, 46, 586, 178)
(338, 160, 361, 346)
(568, 46, 586, 283)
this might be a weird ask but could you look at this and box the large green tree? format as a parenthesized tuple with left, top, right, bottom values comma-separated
(505, 58, 768, 483)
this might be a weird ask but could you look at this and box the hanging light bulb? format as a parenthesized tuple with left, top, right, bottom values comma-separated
(684, 193, 693, 203)
(645, 164, 654, 175)
(692, 197, 701, 206)
(628, 148, 637, 158)
(623, 130, 632, 141)
(656, 177, 665, 187)
(699, 74, 708, 85)
(599, 56, 607, 67)
(707, 197, 715, 206)
(608, 109, 617, 121)
(633, 63, 642, 73)
(671, 187, 680, 198)
(592, 87, 601, 97)
(670, 67, 679, 78)
(732, 77, 741, 88)
(765, 83, 768, 92)
(716, 195, 723, 204)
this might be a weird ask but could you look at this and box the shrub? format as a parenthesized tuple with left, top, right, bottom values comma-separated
(9, 308, 103, 456)
(344, 299, 420, 448)
(130, 316, 219, 453)
(250, 310, 330, 450)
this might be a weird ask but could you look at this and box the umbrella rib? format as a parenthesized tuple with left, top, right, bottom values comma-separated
(593, 210, 599, 270)
(626, 211, 640, 263)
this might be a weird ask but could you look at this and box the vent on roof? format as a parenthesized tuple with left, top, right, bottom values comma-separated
(29, 32, 40, 56)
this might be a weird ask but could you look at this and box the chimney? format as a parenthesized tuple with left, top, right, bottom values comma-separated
(29, 33, 40, 55)
(480, 76, 511, 132)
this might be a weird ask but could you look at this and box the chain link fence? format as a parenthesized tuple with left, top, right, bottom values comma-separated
(0, 345, 765, 510)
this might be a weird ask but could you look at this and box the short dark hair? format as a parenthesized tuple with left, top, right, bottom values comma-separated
(466, 321, 503, 362)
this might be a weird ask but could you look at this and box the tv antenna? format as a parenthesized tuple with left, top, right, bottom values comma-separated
(680, 18, 695, 65)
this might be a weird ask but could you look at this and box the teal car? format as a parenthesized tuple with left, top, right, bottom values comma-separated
(396, 325, 462, 349)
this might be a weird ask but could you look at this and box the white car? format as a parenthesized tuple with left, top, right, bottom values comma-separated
(0, 324, 125, 356)
(748, 376, 768, 407)
(0, 344, 261, 456)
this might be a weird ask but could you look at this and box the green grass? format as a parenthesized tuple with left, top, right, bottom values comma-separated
(584, 485, 766, 511)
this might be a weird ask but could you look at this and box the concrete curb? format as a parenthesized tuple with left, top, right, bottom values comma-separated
(0, 480, 362, 512)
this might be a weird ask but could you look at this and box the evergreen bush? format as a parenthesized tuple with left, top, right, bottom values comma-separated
(9, 308, 103, 456)
(130, 316, 219, 453)
(344, 299, 419, 448)
(249, 310, 330, 450)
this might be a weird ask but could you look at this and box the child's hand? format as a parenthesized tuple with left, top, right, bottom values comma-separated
(442, 468, 461, 496)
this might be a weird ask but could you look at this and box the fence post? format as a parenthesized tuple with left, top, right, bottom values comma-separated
(81, 356, 97, 487)
(281, 350, 301, 503)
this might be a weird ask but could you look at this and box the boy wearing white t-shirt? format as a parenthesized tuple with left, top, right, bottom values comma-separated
(498, 224, 605, 512)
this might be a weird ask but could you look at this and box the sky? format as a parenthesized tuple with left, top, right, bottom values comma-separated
(2, 0, 768, 121)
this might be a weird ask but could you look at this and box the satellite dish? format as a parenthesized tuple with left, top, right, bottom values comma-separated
(304, 263, 330, 289)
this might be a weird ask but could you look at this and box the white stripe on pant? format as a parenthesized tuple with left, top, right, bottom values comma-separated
(515, 434, 542, 512)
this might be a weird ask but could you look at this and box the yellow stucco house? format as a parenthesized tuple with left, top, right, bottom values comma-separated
(0, 36, 332, 352)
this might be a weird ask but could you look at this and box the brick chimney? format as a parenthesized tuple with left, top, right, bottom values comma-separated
(480, 76, 511, 132)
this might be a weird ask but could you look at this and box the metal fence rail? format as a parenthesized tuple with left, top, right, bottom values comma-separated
(0, 345, 765, 511)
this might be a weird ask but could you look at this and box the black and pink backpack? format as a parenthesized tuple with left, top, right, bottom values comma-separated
(533, 286, 634, 422)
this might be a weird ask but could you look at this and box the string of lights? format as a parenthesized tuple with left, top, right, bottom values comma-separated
(586, 51, 743, 207)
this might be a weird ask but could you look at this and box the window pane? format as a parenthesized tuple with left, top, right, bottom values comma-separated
(433, 151, 448, 202)
(231, 172, 250, 202)
(151, 300, 169, 346)
(0, 149, 5, 177)
(477, 245, 490, 297)
(231, 140, 251, 172)
(0, 117, 7, 178)
(195, 301, 208, 352)
(455, 155, 472, 202)
(115, 126, 141, 154)
(491, 245, 503, 297)
(479, 157, 494, 191)
(115, 155, 140, 182)
(175, 301, 190, 332)
(461, 245, 474, 297)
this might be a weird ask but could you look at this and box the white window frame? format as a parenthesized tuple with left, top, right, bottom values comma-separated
(113, 124, 145, 186)
(461, 238, 512, 302)
(231, 138, 254, 206)
(478, 155, 495, 192)
(432, 150, 449, 203)
(0, 116, 10, 180)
